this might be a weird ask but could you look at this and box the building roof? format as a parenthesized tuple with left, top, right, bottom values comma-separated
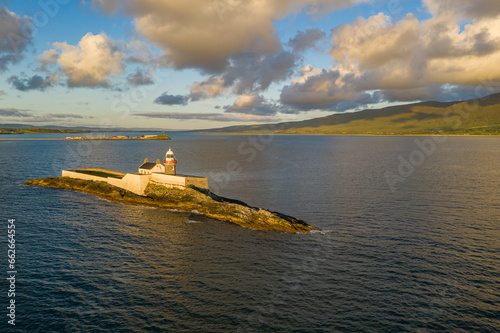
(138, 162, 158, 170)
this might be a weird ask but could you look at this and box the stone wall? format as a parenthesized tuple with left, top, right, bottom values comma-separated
(184, 177, 209, 189)
(150, 173, 186, 187)
(107, 173, 151, 195)
(82, 168, 125, 177)
(62, 169, 209, 195)
(62, 170, 106, 182)
(62, 169, 150, 195)
(150, 173, 209, 189)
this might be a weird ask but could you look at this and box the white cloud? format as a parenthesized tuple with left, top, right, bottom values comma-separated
(38, 49, 60, 72)
(190, 76, 228, 101)
(50, 32, 123, 87)
(282, 4, 500, 110)
(92, 0, 369, 71)
(223, 94, 280, 115)
(423, 0, 500, 21)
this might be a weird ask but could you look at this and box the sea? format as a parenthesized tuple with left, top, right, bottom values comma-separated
(0, 133, 499, 332)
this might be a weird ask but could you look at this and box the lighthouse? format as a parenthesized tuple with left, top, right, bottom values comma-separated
(163, 148, 177, 175)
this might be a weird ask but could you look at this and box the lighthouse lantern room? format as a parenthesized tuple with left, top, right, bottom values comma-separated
(163, 148, 177, 175)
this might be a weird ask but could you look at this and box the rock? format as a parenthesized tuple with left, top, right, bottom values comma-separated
(24, 177, 318, 234)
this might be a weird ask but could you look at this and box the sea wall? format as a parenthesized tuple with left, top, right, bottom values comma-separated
(62, 169, 209, 195)
(62, 169, 149, 195)
(151, 173, 209, 189)
(150, 173, 186, 188)
(107, 173, 151, 195)
(61, 169, 106, 182)
(184, 177, 209, 189)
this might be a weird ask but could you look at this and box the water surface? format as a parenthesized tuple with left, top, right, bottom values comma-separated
(0, 134, 498, 332)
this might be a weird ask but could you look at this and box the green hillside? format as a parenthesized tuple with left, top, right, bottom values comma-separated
(205, 93, 500, 135)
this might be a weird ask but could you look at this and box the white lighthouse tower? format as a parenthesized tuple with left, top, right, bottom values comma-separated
(163, 148, 177, 175)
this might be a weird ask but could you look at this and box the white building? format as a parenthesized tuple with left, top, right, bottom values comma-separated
(138, 158, 165, 174)
(62, 148, 209, 195)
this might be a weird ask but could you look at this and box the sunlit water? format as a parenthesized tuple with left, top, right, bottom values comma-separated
(0, 134, 499, 332)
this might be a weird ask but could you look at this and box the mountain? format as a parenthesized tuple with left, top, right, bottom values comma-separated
(198, 93, 500, 135)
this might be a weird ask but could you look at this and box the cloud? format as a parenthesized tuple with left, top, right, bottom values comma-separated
(133, 111, 279, 122)
(121, 40, 160, 65)
(423, 0, 500, 21)
(0, 5, 32, 71)
(331, 11, 500, 88)
(379, 86, 446, 103)
(287, 28, 326, 53)
(189, 50, 297, 101)
(49, 32, 123, 87)
(280, 66, 379, 111)
(16, 113, 88, 123)
(154, 92, 188, 105)
(7, 74, 58, 91)
(281, 6, 500, 111)
(223, 94, 297, 115)
(126, 68, 154, 86)
(92, 0, 369, 72)
(0, 107, 90, 123)
(38, 49, 60, 72)
(189, 76, 228, 101)
(37, 35, 160, 89)
(0, 107, 32, 117)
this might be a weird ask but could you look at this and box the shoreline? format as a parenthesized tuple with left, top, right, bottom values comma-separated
(183, 132, 500, 137)
(0, 137, 172, 141)
(1, 133, 498, 140)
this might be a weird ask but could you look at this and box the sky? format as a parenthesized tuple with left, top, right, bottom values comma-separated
(0, 0, 499, 130)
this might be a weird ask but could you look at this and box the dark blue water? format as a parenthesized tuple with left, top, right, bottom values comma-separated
(0, 134, 499, 332)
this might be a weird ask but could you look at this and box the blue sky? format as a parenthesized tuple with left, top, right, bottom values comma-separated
(0, 0, 499, 129)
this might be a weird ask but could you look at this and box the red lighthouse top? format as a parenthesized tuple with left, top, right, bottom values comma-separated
(163, 148, 177, 165)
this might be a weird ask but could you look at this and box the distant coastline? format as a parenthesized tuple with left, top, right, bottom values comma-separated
(193, 93, 500, 136)
(64, 134, 171, 140)
(199, 131, 500, 135)
(2, 93, 499, 137)
(0, 134, 171, 141)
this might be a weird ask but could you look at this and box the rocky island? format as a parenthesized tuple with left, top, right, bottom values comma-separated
(25, 148, 317, 234)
